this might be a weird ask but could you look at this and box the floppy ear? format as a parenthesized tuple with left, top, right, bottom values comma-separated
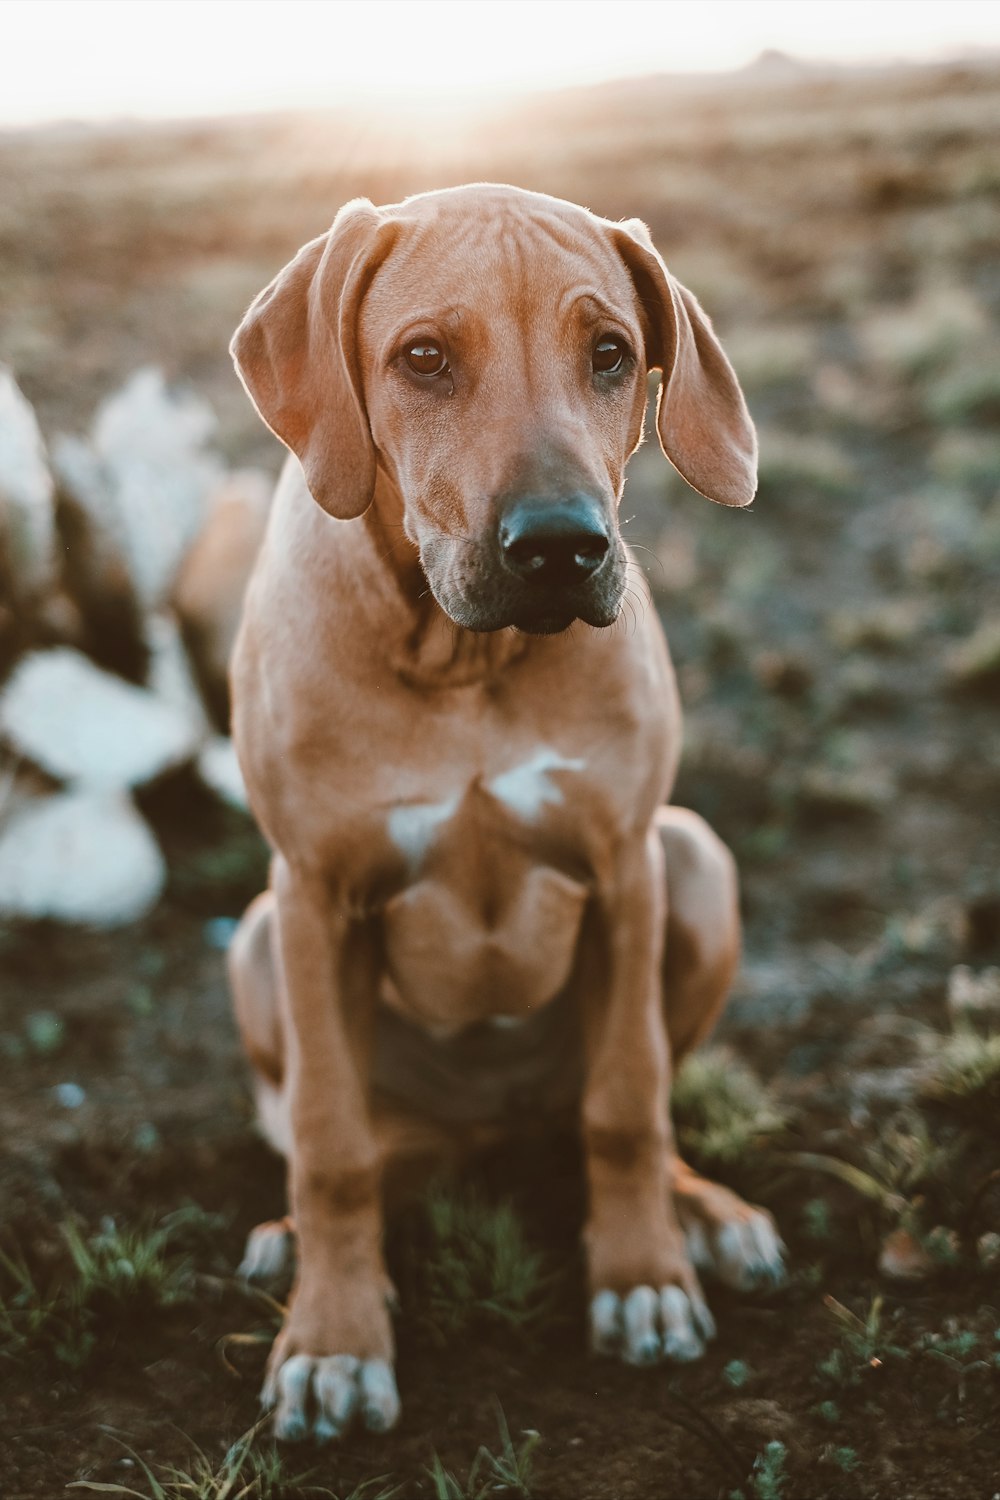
(230, 198, 395, 519)
(614, 218, 757, 507)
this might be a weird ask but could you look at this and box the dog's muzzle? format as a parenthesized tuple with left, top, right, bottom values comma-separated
(495, 495, 620, 634)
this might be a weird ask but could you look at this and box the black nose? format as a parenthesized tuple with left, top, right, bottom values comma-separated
(499, 498, 610, 586)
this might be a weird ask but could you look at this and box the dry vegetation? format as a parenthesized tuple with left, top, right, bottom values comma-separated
(1, 55, 999, 1499)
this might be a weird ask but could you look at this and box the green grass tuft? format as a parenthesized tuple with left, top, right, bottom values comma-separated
(671, 1048, 786, 1170)
(923, 1028, 1000, 1109)
(0, 1204, 221, 1371)
(416, 1186, 555, 1343)
(730, 1440, 789, 1500)
(67, 1424, 389, 1499)
(426, 1405, 539, 1500)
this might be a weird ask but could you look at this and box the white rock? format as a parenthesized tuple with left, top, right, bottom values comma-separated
(0, 647, 200, 789)
(197, 736, 249, 811)
(146, 611, 211, 736)
(0, 366, 56, 597)
(52, 368, 222, 613)
(0, 789, 165, 925)
(50, 431, 127, 591)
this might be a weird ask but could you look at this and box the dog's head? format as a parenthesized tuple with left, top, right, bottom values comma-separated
(231, 184, 756, 635)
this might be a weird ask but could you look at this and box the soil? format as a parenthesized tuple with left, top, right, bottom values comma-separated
(2, 57, 999, 1500)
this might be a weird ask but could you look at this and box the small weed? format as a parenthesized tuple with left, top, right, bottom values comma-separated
(922, 1028, 1000, 1110)
(802, 1198, 832, 1242)
(416, 1186, 555, 1342)
(729, 1440, 788, 1500)
(816, 1294, 906, 1387)
(671, 1048, 786, 1171)
(67, 1423, 382, 1498)
(426, 1405, 539, 1499)
(24, 1009, 66, 1055)
(723, 1359, 752, 1388)
(945, 618, 1000, 691)
(827, 1446, 860, 1473)
(0, 1205, 221, 1371)
(813, 1399, 841, 1424)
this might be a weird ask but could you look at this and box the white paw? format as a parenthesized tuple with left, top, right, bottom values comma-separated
(262, 1353, 401, 1443)
(590, 1284, 716, 1365)
(238, 1220, 295, 1285)
(684, 1210, 787, 1291)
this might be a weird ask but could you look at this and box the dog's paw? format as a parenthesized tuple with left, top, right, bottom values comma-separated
(238, 1219, 296, 1286)
(262, 1352, 401, 1444)
(589, 1283, 716, 1365)
(683, 1206, 787, 1292)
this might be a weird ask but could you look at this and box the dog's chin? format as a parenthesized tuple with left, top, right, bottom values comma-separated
(435, 587, 623, 636)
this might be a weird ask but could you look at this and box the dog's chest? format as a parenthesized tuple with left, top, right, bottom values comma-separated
(376, 742, 594, 1034)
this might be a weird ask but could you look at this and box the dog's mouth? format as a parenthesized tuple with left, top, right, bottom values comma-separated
(425, 567, 627, 636)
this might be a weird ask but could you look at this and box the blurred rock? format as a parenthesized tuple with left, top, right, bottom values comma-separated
(946, 964, 1000, 1024)
(877, 1227, 935, 1281)
(146, 611, 211, 736)
(945, 617, 1000, 692)
(0, 788, 165, 925)
(0, 366, 57, 603)
(0, 647, 200, 789)
(52, 367, 222, 616)
(197, 736, 249, 811)
(171, 468, 271, 727)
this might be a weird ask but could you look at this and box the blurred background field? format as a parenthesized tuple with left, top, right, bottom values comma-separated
(1, 36, 999, 1500)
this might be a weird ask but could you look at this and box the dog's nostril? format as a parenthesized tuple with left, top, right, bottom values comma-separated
(500, 500, 610, 584)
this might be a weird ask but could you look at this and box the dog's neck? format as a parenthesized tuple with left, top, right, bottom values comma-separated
(361, 469, 533, 690)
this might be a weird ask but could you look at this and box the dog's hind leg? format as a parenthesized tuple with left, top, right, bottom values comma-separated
(658, 808, 786, 1290)
(228, 890, 298, 1285)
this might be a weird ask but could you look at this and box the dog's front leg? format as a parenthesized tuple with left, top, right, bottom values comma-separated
(262, 857, 399, 1443)
(581, 824, 715, 1366)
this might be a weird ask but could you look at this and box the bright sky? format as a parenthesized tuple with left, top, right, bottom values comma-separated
(2, 0, 999, 125)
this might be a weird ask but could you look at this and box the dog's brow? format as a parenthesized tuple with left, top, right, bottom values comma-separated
(560, 288, 630, 325)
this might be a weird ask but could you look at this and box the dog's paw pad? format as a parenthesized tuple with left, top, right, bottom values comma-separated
(238, 1220, 295, 1285)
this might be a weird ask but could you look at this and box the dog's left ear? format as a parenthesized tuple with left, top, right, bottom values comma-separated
(614, 218, 757, 507)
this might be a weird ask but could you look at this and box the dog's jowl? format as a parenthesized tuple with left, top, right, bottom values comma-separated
(227, 184, 786, 1443)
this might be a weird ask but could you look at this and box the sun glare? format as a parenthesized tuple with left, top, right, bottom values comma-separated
(2, 0, 999, 126)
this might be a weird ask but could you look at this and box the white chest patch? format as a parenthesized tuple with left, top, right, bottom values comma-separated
(486, 746, 586, 822)
(388, 796, 459, 869)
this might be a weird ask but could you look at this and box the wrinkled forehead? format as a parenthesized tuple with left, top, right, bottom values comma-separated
(361, 191, 639, 338)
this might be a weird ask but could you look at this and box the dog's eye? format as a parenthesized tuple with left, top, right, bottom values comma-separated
(593, 337, 627, 374)
(405, 341, 449, 377)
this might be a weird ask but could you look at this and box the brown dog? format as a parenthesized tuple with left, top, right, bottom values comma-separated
(227, 184, 785, 1444)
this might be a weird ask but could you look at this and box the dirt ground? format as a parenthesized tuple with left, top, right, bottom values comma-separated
(1, 57, 999, 1499)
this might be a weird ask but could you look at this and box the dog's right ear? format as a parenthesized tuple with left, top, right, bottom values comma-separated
(230, 198, 394, 520)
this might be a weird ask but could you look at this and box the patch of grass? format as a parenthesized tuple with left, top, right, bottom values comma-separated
(724, 324, 816, 391)
(415, 1186, 555, 1343)
(923, 345, 1000, 423)
(723, 1358, 752, 1388)
(858, 284, 985, 380)
(729, 1440, 788, 1500)
(0, 1205, 221, 1372)
(929, 429, 1000, 490)
(816, 1295, 906, 1388)
(755, 430, 857, 499)
(922, 1028, 1000, 1111)
(426, 1406, 539, 1500)
(945, 618, 1000, 691)
(826, 1446, 860, 1474)
(68, 1424, 384, 1499)
(671, 1048, 786, 1170)
(827, 600, 927, 652)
